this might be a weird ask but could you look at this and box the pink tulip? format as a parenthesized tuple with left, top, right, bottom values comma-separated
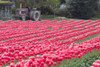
(10, 63, 15, 67)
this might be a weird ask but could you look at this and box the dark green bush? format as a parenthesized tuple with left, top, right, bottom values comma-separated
(67, 0, 99, 19)
(39, 6, 54, 15)
(55, 8, 67, 16)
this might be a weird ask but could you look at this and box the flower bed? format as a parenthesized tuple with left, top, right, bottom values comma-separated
(0, 20, 99, 67)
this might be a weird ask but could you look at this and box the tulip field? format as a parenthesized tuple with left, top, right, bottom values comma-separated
(1, 19, 100, 67)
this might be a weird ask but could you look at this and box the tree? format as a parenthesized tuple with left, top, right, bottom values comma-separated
(66, 0, 99, 19)
(36, 0, 60, 14)
(60, 0, 66, 4)
(4, 0, 61, 14)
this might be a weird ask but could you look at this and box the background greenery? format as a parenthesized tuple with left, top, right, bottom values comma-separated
(1, 0, 100, 19)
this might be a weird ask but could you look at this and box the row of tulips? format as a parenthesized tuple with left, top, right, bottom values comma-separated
(0, 19, 99, 43)
(0, 25, 99, 45)
(0, 31, 100, 66)
(0, 19, 97, 37)
(3, 23, 100, 44)
(1, 20, 100, 44)
(0, 20, 82, 30)
(0, 20, 99, 57)
(2, 19, 98, 38)
(0, 19, 96, 39)
(5, 42, 100, 67)
(0, 20, 100, 67)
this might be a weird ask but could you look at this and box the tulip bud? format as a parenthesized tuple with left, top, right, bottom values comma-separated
(53, 62, 57, 66)
(58, 62, 61, 64)
(16, 63, 21, 67)
(29, 57, 35, 61)
(10, 63, 15, 67)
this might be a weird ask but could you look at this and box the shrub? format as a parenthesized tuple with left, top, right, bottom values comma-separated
(55, 8, 67, 16)
(66, 0, 99, 19)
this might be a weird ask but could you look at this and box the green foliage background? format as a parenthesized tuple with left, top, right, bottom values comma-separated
(1, 0, 100, 19)
(66, 0, 99, 19)
(8, 0, 61, 14)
